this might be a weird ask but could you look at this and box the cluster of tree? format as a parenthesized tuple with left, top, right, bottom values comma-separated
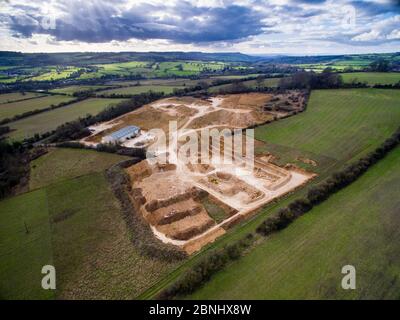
(369, 59, 391, 72)
(373, 82, 400, 89)
(0, 141, 28, 199)
(158, 234, 254, 299)
(338, 79, 400, 89)
(0, 126, 10, 137)
(279, 70, 343, 89)
(56, 141, 146, 159)
(158, 125, 400, 299)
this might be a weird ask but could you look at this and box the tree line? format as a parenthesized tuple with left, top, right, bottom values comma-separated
(0, 141, 27, 199)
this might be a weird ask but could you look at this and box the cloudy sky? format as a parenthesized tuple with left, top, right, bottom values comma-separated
(0, 0, 399, 55)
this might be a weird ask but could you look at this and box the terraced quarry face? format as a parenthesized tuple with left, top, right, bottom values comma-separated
(86, 92, 312, 254)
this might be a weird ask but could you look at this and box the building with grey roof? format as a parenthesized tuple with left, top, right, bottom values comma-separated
(102, 125, 141, 144)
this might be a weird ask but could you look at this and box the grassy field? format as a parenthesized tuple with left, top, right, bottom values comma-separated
(107, 75, 263, 88)
(295, 56, 374, 72)
(29, 148, 130, 190)
(340, 72, 400, 85)
(0, 92, 45, 104)
(48, 172, 181, 299)
(27, 67, 82, 82)
(255, 89, 400, 164)
(0, 94, 75, 120)
(190, 147, 400, 299)
(0, 189, 54, 300)
(97, 84, 185, 96)
(49, 85, 114, 95)
(1, 148, 181, 299)
(7, 98, 127, 140)
(208, 77, 280, 93)
(79, 60, 233, 79)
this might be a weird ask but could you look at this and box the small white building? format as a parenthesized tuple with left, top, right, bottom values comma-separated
(102, 125, 141, 144)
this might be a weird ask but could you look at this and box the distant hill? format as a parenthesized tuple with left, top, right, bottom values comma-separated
(0, 51, 262, 67)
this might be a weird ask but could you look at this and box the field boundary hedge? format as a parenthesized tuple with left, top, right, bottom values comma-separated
(157, 126, 400, 299)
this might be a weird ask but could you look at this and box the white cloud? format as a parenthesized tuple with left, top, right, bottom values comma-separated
(387, 29, 400, 39)
(352, 29, 381, 41)
(0, 0, 399, 54)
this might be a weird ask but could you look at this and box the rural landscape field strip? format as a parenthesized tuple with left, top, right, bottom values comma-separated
(340, 72, 400, 85)
(7, 98, 127, 140)
(29, 148, 130, 190)
(0, 189, 54, 300)
(189, 147, 400, 299)
(0, 94, 75, 120)
(97, 85, 185, 96)
(49, 85, 114, 95)
(208, 77, 279, 93)
(0, 92, 46, 104)
(48, 172, 181, 299)
(255, 89, 400, 161)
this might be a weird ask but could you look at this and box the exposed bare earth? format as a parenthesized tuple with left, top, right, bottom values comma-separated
(98, 92, 311, 253)
(79, 93, 311, 253)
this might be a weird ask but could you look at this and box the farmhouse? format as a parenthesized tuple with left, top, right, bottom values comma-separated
(102, 125, 141, 144)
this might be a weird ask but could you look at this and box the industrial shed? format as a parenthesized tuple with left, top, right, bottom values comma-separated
(102, 125, 141, 144)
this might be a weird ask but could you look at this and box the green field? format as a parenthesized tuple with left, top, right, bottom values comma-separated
(0, 94, 75, 120)
(1, 148, 181, 299)
(26, 67, 82, 82)
(79, 60, 233, 79)
(255, 89, 400, 164)
(97, 85, 185, 96)
(49, 85, 114, 95)
(7, 98, 127, 140)
(190, 147, 400, 299)
(208, 77, 280, 93)
(29, 148, 130, 190)
(48, 172, 180, 299)
(107, 76, 262, 88)
(295, 56, 375, 72)
(0, 92, 45, 104)
(341, 72, 400, 85)
(0, 189, 54, 300)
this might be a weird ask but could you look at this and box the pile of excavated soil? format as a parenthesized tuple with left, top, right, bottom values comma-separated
(144, 186, 205, 213)
(125, 160, 153, 182)
(147, 198, 202, 225)
(156, 210, 215, 240)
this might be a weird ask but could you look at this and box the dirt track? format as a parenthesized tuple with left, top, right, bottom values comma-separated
(120, 93, 314, 253)
(78, 93, 311, 253)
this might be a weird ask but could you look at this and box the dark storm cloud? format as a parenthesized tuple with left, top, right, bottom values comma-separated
(350, 0, 400, 15)
(4, 0, 266, 43)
